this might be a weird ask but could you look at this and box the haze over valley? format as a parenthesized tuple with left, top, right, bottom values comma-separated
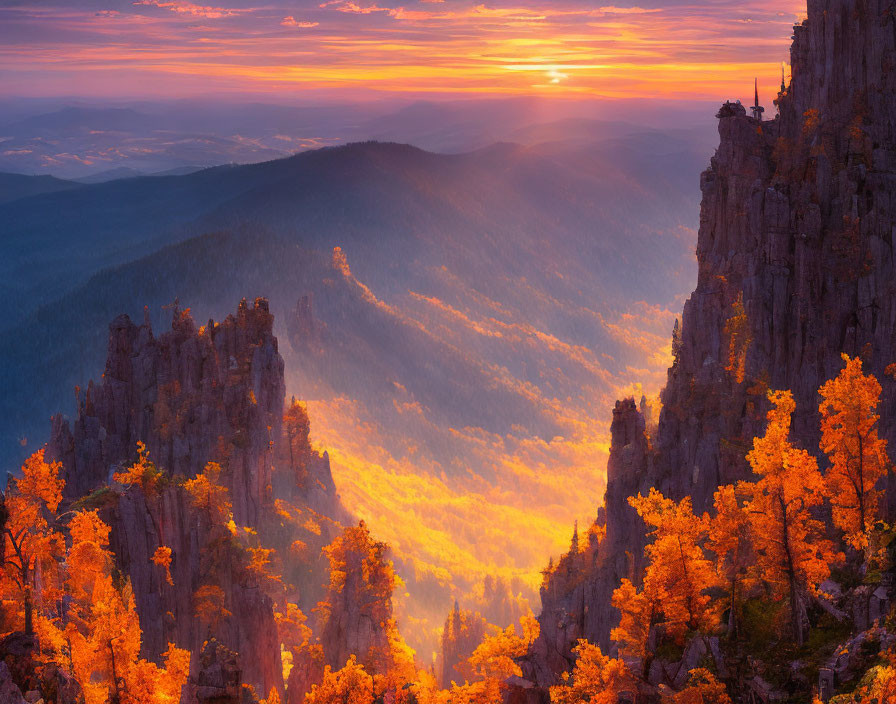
(0, 106, 708, 656)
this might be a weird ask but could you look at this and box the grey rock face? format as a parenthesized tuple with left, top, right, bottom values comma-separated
(49, 297, 284, 528)
(46, 299, 290, 699)
(0, 663, 25, 704)
(520, 0, 896, 692)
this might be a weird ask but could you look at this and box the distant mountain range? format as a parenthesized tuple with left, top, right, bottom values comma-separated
(0, 97, 718, 178)
(0, 132, 707, 655)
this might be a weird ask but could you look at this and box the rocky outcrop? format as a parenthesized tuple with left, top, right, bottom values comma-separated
(0, 632, 83, 704)
(187, 639, 259, 704)
(520, 0, 896, 693)
(43, 298, 349, 700)
(285, 647, 325, 704)
(104, 484, 284, 700)
(49, 297, 284, 527)
(286, 295, 325, 355)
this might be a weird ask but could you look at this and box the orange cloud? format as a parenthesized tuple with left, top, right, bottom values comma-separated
(132, 0, 244, 19)
(281, 16, 320, 27)
(3, 0, 805, 100)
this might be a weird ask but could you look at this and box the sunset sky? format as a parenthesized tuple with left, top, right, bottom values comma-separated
(1, 0, 803, 103)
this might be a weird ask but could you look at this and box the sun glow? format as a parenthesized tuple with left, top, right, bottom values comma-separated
(0, 0, 804, 99)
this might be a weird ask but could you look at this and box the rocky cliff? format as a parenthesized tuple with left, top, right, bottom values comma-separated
(520, 0, 896, 694)
(48, 298, 284, 527)
(45, 298, 346, 701)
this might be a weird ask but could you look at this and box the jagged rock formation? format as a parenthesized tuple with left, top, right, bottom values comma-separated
(44, 298, 345, 701)
(0, 632, 83, 704)
(286, 294, 325, 355)
(188, 639, 259, 704)
(104, 482, 285, 700)
(49, 298, 284, 527)
(439, 602, 487, 688)
(519, 0, 896, 696)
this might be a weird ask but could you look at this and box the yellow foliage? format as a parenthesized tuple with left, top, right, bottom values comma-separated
(275, 602, 312, 654)
(67, 510, 188, 704)
(466, 612, 539, 682)
(854, 650, 896, 703)
(305, 655, 375, 704)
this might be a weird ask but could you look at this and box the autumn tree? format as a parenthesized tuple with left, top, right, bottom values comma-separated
(276, 600, 324, 698)
(468, 612, 538, 681)
(193, 584, 231, 633)
(184, 461, 232, 525)
(439, 601, 487, 687)
(708, 484, 752, 637)
(276, 602, 312, 657)
(304, 655, 374, 704)
(152, 546, 173, 586)
(724, 292, 751, 384)
(319, 521, 410, 677)
(662, 668, 731, 704)
(744, 390, 840, 645)
(429, 613, 538, 704)
(854, 649, 896, 704)
(113, 441, 164, 495)
(614, 488, 717, 649)
(66, 509, 190, 704)
(611, 578, 658, 664)
(549, 640, 636, 704)
(1, 449, 65, 635)
(819, 354, 890, 549)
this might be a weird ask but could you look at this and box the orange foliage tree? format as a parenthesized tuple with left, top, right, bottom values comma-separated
(819, 354, 890, 549)
(152, 546, 174, 586)
(1, 449, 65, 635)
(113, 442, 164, 495)
(708, 484, 752, 637)
(549, 640, 636, 704)
(318, 521, 412, 677)
(724, 293, 751, 384)
(461, 612, 538, 702)
(184, 461, 232, 525)
(853, 650, 896, 703)
(304, 655, 374, 704)
(661, 668, 731, 704)
(612, 489, 718, 661)
(611, 578, 658, 664)
(65, 510, 189, 704)
(193, 584, 231, 633)
(744, 390, 840, 645)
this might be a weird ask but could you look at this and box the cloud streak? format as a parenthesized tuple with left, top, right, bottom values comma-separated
(0, 0, 804, 100)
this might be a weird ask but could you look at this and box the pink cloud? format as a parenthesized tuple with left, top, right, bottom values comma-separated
(319, 0, 394, 14)
(594, 5, 661, 14)
(132, 0, 242, 19)
(281, 15, 319, 27)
